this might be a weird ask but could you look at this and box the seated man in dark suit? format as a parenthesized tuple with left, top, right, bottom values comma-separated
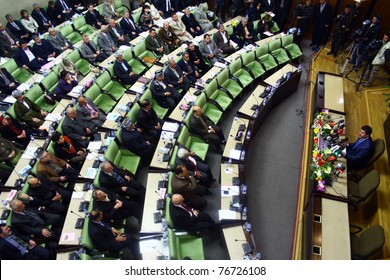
(76, 96, 106, 128)
(99, 161, 145, 204)
(85, 3, 107, 29)
(177, 52, 200, 84)
(0, 23, 20, 57)
(62, 107, 94, 148)
(164, 59, 190, 93)
(0, 67, 19, 95)
(189, 105, 225, 153)
(113, 52, 140, 85)
(0, 223, 51, 260)
(171, 164, 207, 210)
(181, 8, 204, 37)
(158, 21, 182, 52)
(51, 132, 87, 167)
(37, 150, 79, 184)
(92, 189, 142, 228)
(150, 69, 181, 113)
(176, 147, 215, 188)
(14, 40, 46, 71)
(169, 194, 218, 232)
(31, 4, 52, 34)
(32, 35, 56, 61)
(88, 209, 140, 260)
(342, 125, 374, 170)
(145, 28, 169, 56)
(121, 118, 154, 160)
(5, 14, 31, 40)
(120, 11, 142, 40)
(235, 17, 259, 47)
(213, 24, 236, 55)
(187, 41, 211, 74)
(156, 0, 176, 18)
(108, 19, 131, 46)
(10, 199, 62, 252)
(137, 99, 163, 143)
(80, 34, 108, 64)
(55, 0, 75, 20)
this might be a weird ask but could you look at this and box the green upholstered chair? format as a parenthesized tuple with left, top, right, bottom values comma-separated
(66, 50, 91, 76)
(138, 89, 169, 119)
(241, 50, 265, 79)
(6, 104, 18, 120)
(40, 71, 59, 93)
(114, 0, 129, 17)
(361, 139, 385, 170)
(228, 58, 254, 88)
(259, 13, 280, 33)
(165, 196, 174, 228)
(125, 102, 141, 122)
(168, 229, 205, 260)
(104, 140, 141, 175)
(122, 49, 147, 75)
(95, 71, 126, 101)
(255, 44, 278, 72)
(194, 93, 223, 125)
(131, 9, 142, 24)
(84, 84, 116, 113)
(281, 34, 302, 61)
(2, 59, 31, 83)
(204, 79, 233, 111)
(216, 68, 243, 100)
(59, 24, 82, 45)
(350, 225, 385, 259)
(95, 4, 104, 15)
(93, 168, 101, 187)
(268, 39, 290, 65)
(348, 170, 380, 205)
(169, 146, 179, 170)
(72, 16, 95, 35)
(167, 171, 173, 195)
(132, 40, 156, 67)
(177, 126, 209, 161)
(24, 84, 58, 112)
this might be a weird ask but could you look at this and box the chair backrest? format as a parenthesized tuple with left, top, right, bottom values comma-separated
(80, 200, 95, 251)
(126, 103, 141, 123)
(40, 71, 59, 92)
(24, 84, 43, 103)
(6, 104, 18, 120)
(165, 196, 174, 228)
(204, 79, 218, 100)
(268, 39, 282, 52)
(216, 68, 229, 87)
(169, 145, 178, 168)
(241, 50, 256, 66)
(281, 34, 294, 48)
(255, 44, 269, 58)
(351, 225, 385, 259)
(72, 16, 87, 30)
(132, 40, 147, 57)
(84, 84, 101, 102)
(194, 92, 207, 109)
(2, 59, 18, 75)
(167, 228, 178, 260)
(364, 139, 385, 168)
(122, 49, 133, 63)
(66, 49, 81, 63)
(229, 58, 242, 76)
(358, 170, 380, 199)
(104, 141, 120, 164)
(95, 71, 111, 89)
(177, 125, 190, 148)
(59, 23, 74, 37)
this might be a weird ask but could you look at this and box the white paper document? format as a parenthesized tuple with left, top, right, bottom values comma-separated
(106, 112, 121, 121)
(229, 149, 242, 160)
(45, 113, 62, 122)
(87, 141, 102, 151)
(221, 185, 239, 197)
(22, 147, 38, 159)
(219, 210, 239, 220)
(85, 167, 97, 179)
(162, 122, 179, 133)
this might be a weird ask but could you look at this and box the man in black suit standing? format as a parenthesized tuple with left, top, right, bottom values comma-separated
(164, 59, 190, 93)
(261, 0, 276, 13)
(169, 194, 218, 232)
(85, 3, 107, 29)
(121, 118, 155, 160)
(113, 52, 140, 85)
(156, 0, 175, 18)
(150, 69, 181, 113)
(99, 161, 145, 203)
(55, 0, 75, 20)
(120, 11, 142, 40)
(137, 99, 163, 143)
(88, 209, 140, 259)
(14, 40, 46, 71)
(181, 8, 204, 37)
(311, 0, 332, 52)
(5, 14, 31, 40)
(31, 4, 52, 34)
(275, 0, 293, 30)
(0, 67, 19, 95)
(0, 223, 51, 260)
(189, 105, 225, 153)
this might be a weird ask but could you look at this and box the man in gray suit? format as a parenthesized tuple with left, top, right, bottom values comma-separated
(76, 96, 106, 128)
(145, 28, 169, 56)
(102, 0, 120, 20)
(80, 34, 108, 63)
(98, 25, 117, 56)
(62, 107, 93, 148)
(47, 28, 72, 54)
(198, 34, 224, 64)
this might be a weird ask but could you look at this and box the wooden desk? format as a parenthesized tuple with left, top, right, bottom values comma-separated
(312, 195, 350, 260)
(201, 67, 223, 84)
(220, 164, 241, 221)
(324, 74, 344, 113)
(99, 53, 116, 69)
(264, 63, 297, 87)
(5, 139, 46, 187)
(149, 136, 176, 170)
(222, 118, 249, 160)
(41, 99, 71, 129)
(238, 85, 265, 118)
(167, 87, 198, 122)
(144, 64, 163, 79)
(255, 33, 283, 46)
(223, 225, 247, 260)
(59, 183, 92, 246)
(141, 173, 165, 234)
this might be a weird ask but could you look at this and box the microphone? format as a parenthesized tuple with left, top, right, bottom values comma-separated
(155, 190, 164, 200)
(155, 191, 165, 210)
(251, 93, 260, 110)
(234, 239, 247, 242)
(72, 189, 89, 212)
(70, 210, 84, 229)
(225, 168, 239, 176)
(152, 246, 167, 260)
(11, 168, 25, 188)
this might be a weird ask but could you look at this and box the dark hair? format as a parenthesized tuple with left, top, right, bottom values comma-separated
(0, 223, 7, 233)
(20, 9, 28, 17)
(174, 164, 184, 175)
(149, 28, 156, 33)
(141, 99, 150, 108)
(204, 34, 210, 39)
(89, 209, 101, 221)
(19, 39, 27, 45)
(48, 1, 55, 5)
(51, 131, 61, 142)
(5, 14, 12, 20)
(361, 125, 372, 136)
(60, 70, 69, 79)
(374, 14, 381, 21)
(385, 31, 390, 38)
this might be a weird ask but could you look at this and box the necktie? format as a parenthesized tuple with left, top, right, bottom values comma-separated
(3, 31, 15, 45)
(112, 170, 126, 186)
(153, 37, 160, 47)
(6, 235, 28, 255)
(12, 22, 20, 30)
(121, 61, 128, 72)
(166, 0, 171, 11)
(61, 0, 69, 10)
(181, 203, 194, 216)
(207, 43, 212, 54)
(127, 18, 135, 31)
(352, 139, 365, 150)
(85, 103, 96, 116)
(320, 4, 325, 13)
(198, 115, 208, 130)
(39, 11, 48, 24)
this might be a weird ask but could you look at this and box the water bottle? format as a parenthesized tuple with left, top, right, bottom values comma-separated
(30, 135, 35, 142)
(49, 126, 54, 136)
(244, 222, 252, 233)
(157, 153, 162, 163)
(254, 252, 262, 260)
(246, 130, 251, 140)
(241, 184, 247, 195)
(240, 150, 246, 161)
(242, 207, 247, 220)
(1, 200, 7, 207)
(228, 157, 232, 165)
(253, 109, 258, 118)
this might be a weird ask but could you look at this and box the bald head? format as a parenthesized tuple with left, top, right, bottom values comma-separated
(163, 21, 169, 29)
(10, 199, 25, 212)
(192, 105, 202, 116)
(27, 177, 41, 187)
(172, 194, 184, 205)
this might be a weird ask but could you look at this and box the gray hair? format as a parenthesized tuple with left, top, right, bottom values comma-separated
(100, 161, 111, 172)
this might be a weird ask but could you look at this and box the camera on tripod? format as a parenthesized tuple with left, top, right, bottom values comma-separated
(350, 19, 371, 42)
(364, 39, 383, 55)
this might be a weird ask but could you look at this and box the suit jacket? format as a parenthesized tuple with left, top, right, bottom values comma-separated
(14, 47, 39, 68)
(14, 97, 43, 123)
(36, 152, 68, 182)
(169, 201, 199, 231)
(88, 219, 125, 252)
(119, 16, 142, 39)
(137, 108, 161, 133)
(27, 185, 57, 208)
(145, 35, 164, 52)
(85, 10, 105, 28)
(156, 0, 175, 17)
(261, 0, 276, 12)
(235, 21, 257, 39)
(6, 21, 28, 40)
(97, 32, 115, 53)
(158, 26, 179, 45)
(362, 23, 381, 43)
(108, 23, 127, 45)
(313, 3, 333, 28)
(11, 209, 51, 236)
(80, 41, 99, 60)
(75, 97, 100, 122)
(47, 32, 71, 52)
(0, 138, 16, 162)
(54, 78, 78, 99)
(99, 162, 130, 194)
(0, 237, 27, 260)
(198, 40, 221, 59)
(121, 128, 150, 153)
(31, 8, 51, 29)
(189, 113, 214, 136)
(0, 28, 18, 52)
(346, 137, 374, 169)
(113, 60, 134, 83)
(171, 173, 204, 209)
(169, 19, 193, 41)
(47, 5, 64, 26)
(150, 79, 168, 104)
(0, 68, 17, 92)
(164, 66, 184, 87)
(181, 13, 201, 32)
(62, 115, 89, 145)
(177, 58, 196, 75)
(102, 1, 118, 20)
(32, 39, 54, 60)
(213, 31, 231, 49)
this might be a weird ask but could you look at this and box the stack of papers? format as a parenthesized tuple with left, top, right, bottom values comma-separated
(22, 147, 38, 159)
(45, 113, 62, 122)
(162, 122, 179, 133)
(87, 141, 102, 151)
(106, 112, 121, 121)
